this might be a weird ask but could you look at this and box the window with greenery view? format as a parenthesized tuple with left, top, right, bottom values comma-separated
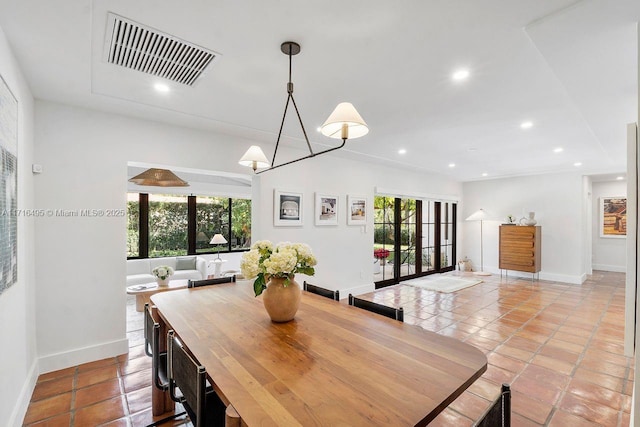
(149, 194, 188, 257)
(128, 192, 251, 259)
(374, 196, 456, 288)
(127, 193, 139, 258)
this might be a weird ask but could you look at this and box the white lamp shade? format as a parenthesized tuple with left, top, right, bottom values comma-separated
(238, 146, 270, 169)
(320, 102, 369, 140)
(210, 234, 228, 245)
(466, 209, 489, 221)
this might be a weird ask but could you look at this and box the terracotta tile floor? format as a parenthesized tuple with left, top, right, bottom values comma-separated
(362, 271, 632, 427)
(22, 296, 190, 427)
(23, 271, 632, 426)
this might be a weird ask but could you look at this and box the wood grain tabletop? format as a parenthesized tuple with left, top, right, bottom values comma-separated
(151, 282, 487, 426)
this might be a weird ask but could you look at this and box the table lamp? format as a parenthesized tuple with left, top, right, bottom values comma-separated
(210, 233, 227, 259)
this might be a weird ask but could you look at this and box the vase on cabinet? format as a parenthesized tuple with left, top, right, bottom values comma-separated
(519, 212, 537, 226)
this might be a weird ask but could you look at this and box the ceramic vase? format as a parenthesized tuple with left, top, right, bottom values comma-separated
(520, 211, 537, 226)
(156, 277, 170, 287)
(262, 276, 301, 322)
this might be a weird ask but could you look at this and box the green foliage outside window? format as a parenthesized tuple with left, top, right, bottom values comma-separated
(149, 194, 188, 257)
(126, 196, 139, 258)
(127, 192, 251, 258)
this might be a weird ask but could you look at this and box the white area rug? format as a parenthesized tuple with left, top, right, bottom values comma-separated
(401, 276, 483, 293)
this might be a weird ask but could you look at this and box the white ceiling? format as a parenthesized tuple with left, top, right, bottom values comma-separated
(0, 0, 638, 182)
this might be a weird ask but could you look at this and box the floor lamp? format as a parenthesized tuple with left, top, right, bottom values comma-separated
(465, 209, 492, 276)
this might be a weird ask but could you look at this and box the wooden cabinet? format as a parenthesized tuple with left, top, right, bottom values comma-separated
(499, 225, 541, 273)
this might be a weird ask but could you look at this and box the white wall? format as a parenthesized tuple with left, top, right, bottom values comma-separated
(591, 180, 627, 272)
(33, 100, 463, 376)
(33, 100, 267, 373)
(462, 172, 586, 283)
(0, 25, 37, 427)
(253, 155, 462, 296)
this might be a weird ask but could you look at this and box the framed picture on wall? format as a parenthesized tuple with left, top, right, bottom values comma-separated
(274, 190, 303, 226)
(0, 73, 18, 296)
(315, 193, 338, 226)
(600, 196, 626, 238)
(347, 195, 367, 225)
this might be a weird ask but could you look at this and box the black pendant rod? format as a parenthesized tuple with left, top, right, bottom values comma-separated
(266, 41, 322, 173)
(257, 138, 346, 174)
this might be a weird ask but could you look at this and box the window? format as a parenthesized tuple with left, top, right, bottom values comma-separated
(195, 196, 229, 254)
(374, 196, 456, 288)
(127, 192, 251, 259)
(148, 194, 188, 257)
(126, 193, 139, 258)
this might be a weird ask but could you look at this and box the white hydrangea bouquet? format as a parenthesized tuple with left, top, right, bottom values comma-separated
(241, 240, 317, 297)
(152, 265, 174, 280)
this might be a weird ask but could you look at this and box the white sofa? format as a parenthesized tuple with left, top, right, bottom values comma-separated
(126, 256, 207, 287)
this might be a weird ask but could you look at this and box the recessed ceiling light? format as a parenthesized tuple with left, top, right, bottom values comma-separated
(553, 147, 564, 153)
(616, 176, 624, 180)
(448, 163, 455, 168)
(452, 69, 470, 81)
(316, 127, 322, 132)
(574, 162, 582, 167)
(154, 82, 170, 93)
(481, 172, 488, 177)
(520, 121, 533, 129)
(398, 149, 407, 155)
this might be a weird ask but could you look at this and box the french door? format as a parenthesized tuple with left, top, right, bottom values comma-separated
(374, 196, 456, 289)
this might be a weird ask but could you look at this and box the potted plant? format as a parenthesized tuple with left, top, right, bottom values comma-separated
(241, 240, 317, 322)
(152, 265, 174, 287)
(374, 247, 390, 265)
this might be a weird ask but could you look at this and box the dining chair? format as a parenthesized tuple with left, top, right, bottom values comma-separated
(167, 330, 226, 427)
(188, 275, 236, 288)
(348, 294, 404, 322)
(143, 304, 186, 425)
(475, 384, 511, 427)
(303, 281, 340, 300)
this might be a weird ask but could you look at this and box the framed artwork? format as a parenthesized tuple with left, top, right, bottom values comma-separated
(0, 73, 18, 296)
(274, 190, 303, 226)
(347, 195, 367, 225)
(315, 193, 338, 226)
(600, 196, 626, 238)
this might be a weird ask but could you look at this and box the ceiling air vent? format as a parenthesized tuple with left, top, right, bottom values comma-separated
(104, 13, 218, 86)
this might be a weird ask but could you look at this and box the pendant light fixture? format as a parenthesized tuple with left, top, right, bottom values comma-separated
(239, 41, 368, 174)
(128, 168, 189, 187)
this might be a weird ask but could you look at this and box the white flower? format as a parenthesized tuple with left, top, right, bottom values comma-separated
(240, 249, 261, 279)
(242, 240, 317, 296)
(251, 240, 274, 254)
(152, 265, 174, 280)
(264, 247, 297, 276)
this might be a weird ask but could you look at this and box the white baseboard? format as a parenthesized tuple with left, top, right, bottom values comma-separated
(340, 283, 375, 298)
(592, 264, 626, 273)
(8, 360, 38, 427)
(38, 338, 129, 375)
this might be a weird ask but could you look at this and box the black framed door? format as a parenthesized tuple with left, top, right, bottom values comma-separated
(374, 197, 456, 289)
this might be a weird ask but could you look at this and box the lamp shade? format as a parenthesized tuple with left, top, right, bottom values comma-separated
(209, 234, 228, 245)
(320, 102, 369, 140)
(466, 209, 489, 221)
(128, 168, 189, 187)
(239, 146, 270, 170)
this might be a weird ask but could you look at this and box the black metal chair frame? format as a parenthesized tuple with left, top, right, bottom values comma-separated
(167, 330, 225, 427)
(303, 281, 340, 301)
(475, 383, 511, 427)
(348, 294, 404, 322)
(143, 304, 186, 426)
(188, 275, 236, 288)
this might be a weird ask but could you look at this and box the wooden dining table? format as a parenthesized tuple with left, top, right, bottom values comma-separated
(150, 282, 487, 426)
